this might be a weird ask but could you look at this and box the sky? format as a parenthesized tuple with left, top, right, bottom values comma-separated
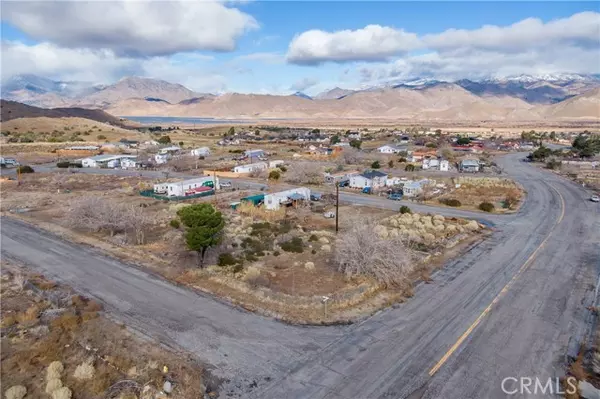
(1, 1, 599, 95)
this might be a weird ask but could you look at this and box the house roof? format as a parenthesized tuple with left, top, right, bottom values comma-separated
(288, 193, 305, 200)
(460, 159, 480, 166)
(83, 154, 137, 162)
(360, 170, 388, 179)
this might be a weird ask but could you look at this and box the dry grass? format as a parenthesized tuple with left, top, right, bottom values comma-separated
(237, 201, 286, 222)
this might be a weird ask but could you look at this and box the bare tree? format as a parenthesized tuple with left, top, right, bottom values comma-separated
(67, 197, 151, 244)
(284, 162, 323, 184)
(334, 218, 414, 288)
(338, 147, 363, 165)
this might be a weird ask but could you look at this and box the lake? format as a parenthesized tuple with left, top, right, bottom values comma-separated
(121, 116, 249, 125)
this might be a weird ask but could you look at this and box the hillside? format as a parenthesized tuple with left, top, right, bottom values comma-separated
(541, 88, 600, 119)
(106, 83, 558, 121)
(0, 100, 134, 127)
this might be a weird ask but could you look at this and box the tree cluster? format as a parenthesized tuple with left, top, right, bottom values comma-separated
(572, 134, 600, 158)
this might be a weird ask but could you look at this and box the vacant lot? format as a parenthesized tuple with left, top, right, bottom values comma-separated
(1, 263, 207, 399)
(2, 172, 487, 323)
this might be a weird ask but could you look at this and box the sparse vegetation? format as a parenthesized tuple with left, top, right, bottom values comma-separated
(218, 252, 239, 266)
(399, 206, 412, 214)
(169, 219, 180, 229)
(17, 165, 34, 174)
(269, 170, 281, 180)
(280, 237, 304, 253)
(439, 198, 462, 207)
(405, 164, 415, 172)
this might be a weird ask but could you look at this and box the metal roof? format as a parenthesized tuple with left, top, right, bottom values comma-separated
(460, 159, 480, 166)
(83, 154, 137, 162)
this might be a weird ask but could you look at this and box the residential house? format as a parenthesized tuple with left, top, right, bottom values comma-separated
(422, 158, 440, 170)
(154, 153, 170, 165)
(378, 144, 407, 154)
(244, 149, 265, 159)
(158, 145, 181, 155)
(347, 131, 361, 140)
(120, 158, 138, 169)
(153, 176, 219, 197)
(264, 187, 311, 210)
(401, 179, 431, 197)
(408, 149, 437, 162)
(385, 177, 404, 187)
(233, 161, 268, 174)
(440, 160, 449, 171)
(119, 139, 139, 148)
(459, 159, 480, 173)
(80, 154, 137, 168)
(324, 170, 359, 185)
(349, 170, 388, 189)
(191, 147, 211, 157)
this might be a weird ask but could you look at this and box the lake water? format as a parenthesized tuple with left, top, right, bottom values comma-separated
(122, 116, 249, 125)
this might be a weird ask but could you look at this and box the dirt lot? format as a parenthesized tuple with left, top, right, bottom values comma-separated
(1, 262, 207, 399)
(426, 176, 523, 213)
(2, 172, 487, 324)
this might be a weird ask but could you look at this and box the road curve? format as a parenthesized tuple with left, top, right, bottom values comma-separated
(1, 153, 598, 398)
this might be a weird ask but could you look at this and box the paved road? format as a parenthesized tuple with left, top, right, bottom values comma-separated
(2, 153, 598, 398)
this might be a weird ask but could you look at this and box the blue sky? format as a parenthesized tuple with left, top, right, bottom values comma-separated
(1, 1, 599, 95)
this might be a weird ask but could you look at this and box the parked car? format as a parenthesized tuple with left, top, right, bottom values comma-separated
(323, 211, 336, 218)
(362, 187, 372, 194)
(591, 195, 600, 203)
(387, 193, 403, 201)
(310, 193, 322, 201)
(220, 181, 232, 188)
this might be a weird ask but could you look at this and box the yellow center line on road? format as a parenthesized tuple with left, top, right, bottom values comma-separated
(428, 184, 565, 376)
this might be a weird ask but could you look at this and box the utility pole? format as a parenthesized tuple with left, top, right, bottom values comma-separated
(335, 181, 339, 233)
(16, 165, 21, 186)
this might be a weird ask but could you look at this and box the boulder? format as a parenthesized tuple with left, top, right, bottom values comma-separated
(321, 244, 331, 252)
(304, 262, 315, 271)
(5, 386, 27, 399)
(318, 237, 329, 244)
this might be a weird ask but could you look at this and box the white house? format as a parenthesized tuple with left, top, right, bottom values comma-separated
(159, 146, 181, 155)
(154, 154, 171, 165)
(264, 187, 311, 210)
(422, 158, 440, 170)
(385, 177, 403, 187)
(440, 160, 449, 171)
(191, 147, 211, 157)
(153, 176, 219, 197)
(121, 158, 138, 169)
(459, 159, 480, 173)
(378, 144, 407, 154)
(401, 179, 431, 197)
(233, 161, 268, 174)
(80, 154, 137, 168)
(324, 170, 359, 184)
(349, 170, 388, 189)
(244, 149, 265, 159)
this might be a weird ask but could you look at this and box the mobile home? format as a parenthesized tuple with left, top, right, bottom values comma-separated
(153, 176, 220, 197)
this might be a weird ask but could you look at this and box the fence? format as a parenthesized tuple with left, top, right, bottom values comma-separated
(139, 189, 214, 201)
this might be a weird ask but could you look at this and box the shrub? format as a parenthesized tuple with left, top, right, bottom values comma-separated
(96, 135, 107, 140)
(278, 165, 287, 172)
(478, 202, 495, 212)
(388, 160, 394, 168)
(311, 249, 317, 254)
(308, 234, 318, 242)
(405, 164, 415, 172)
(157, 135, 172, 144)
(169, 219, 180, 229)
(280, 237, 304, 253)
(51, 387, 72, 399)
(273, 251, 280, 256)
(545, 159, 562, 170)
(371, 161, 381, 169)
(47, 361, 64, 380)
(399, 206, 412, 214)
(73, 361, 95, 380)
(245, 252, 258, 262)
(218, 253, 238, 266)
(57, 161, 71, 168)
(45, 378, 63, 394)
(5, 386, 27, 399)
(439, 198, 462, 207)
(17, 165, 34, 173)
(268, 170, 281, 180)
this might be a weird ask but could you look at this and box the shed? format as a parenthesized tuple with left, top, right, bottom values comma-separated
(264, 187, 311, 210)
(153, 176, 219, 197)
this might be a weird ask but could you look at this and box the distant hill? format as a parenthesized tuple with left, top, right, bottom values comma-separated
(314, 87, 356, 100)
(0, 100, 134, 127)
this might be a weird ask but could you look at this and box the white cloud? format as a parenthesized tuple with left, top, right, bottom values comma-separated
(286, 12, 600, 79)
(290, 77, 319, 92)
(287, 25, 420, 65)
(1, 41, 226, 93)
(423, 12, 600, 52)
(2, 0, 258, 57)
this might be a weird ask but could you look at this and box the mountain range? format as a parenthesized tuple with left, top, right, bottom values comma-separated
(1, 74, 599, 121)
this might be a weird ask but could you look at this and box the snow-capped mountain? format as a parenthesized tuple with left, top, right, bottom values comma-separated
(488, 73, 598, 84)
